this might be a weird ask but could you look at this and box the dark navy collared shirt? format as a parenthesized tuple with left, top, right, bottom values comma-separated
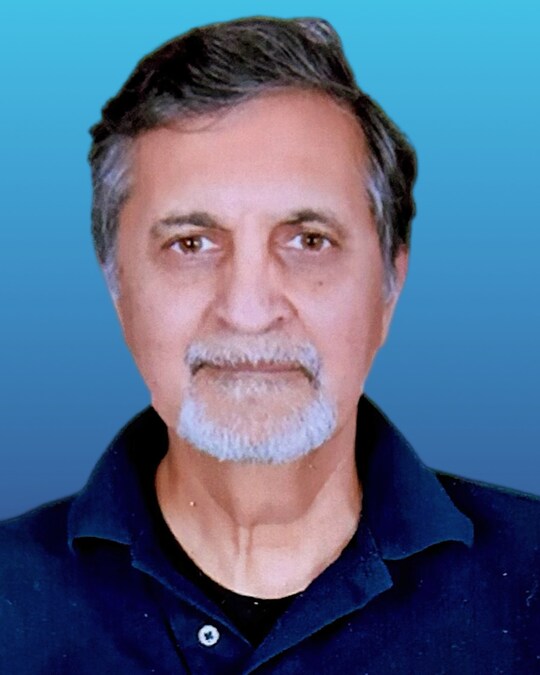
(1, 397, 539, 674)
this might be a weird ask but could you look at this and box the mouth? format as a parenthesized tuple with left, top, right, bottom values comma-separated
(192, 360, 314, 383)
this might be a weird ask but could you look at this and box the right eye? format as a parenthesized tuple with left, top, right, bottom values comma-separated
(168, 235, 217, 254)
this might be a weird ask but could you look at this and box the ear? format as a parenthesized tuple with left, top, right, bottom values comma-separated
(101, 263, 126, 332)
(380, 246, 409, 345)
(112, 296, 127, 337)
(113, 297, 125, 333)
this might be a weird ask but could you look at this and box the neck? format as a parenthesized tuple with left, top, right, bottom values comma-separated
(155, 413, 361, 598)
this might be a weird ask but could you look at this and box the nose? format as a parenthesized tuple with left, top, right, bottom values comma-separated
(213, 244, 294, 334)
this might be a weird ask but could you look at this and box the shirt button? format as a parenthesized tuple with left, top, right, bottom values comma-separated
(198, 624, 220, 647)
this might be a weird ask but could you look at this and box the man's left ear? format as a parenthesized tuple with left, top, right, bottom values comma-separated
(381, 246, 409, 344)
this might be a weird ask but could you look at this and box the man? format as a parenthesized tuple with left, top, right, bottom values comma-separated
(0, 16, 538, 674)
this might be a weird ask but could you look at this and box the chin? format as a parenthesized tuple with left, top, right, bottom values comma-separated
(176, 390, 337, 464)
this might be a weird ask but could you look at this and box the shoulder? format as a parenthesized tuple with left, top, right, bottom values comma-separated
(437, 471, 540, 526)
(436, 472, 540, 562)
(0, 499, 73, 626)
(0, 496, 96, 657)
(0, 495, 74, 548)
(0, 497, 76, 589)
(0, 496, 78, 597)
(0, 496, 135, 667)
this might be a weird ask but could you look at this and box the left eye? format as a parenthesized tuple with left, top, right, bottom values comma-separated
(169, 235, 217, 254)
(288, 232, 332, 252)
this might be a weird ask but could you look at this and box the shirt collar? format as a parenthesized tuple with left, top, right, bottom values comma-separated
(67, 407, 168, 550)
(355, 396, 473, 558)
(68, 397, 473, 556)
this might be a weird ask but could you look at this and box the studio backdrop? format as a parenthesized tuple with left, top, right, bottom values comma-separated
(1, 0, 538, 519)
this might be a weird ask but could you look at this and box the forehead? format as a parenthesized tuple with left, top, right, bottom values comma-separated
(123, 90, 372, 226)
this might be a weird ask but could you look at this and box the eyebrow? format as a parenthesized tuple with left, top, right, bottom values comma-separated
(150, 211, 224, 236)
(150, 207, 349, 238)
(282, 208, 349, 239)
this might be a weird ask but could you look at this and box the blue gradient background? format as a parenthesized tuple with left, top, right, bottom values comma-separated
(1, 1, 539, 519)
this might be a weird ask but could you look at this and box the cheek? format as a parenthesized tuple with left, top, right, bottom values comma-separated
(117, 282, 207, 424)
(308, 274, 387, 404)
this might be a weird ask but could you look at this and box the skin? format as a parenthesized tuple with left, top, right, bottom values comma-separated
(113, 89, 408, 598)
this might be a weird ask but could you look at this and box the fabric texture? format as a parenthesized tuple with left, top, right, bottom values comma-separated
(0, 397, 539, 674)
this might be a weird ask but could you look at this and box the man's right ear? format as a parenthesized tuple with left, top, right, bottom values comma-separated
(101, 263, 124, 329)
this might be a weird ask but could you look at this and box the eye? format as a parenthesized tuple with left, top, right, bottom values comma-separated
(168, 235, 217, 254)
(288, 232, 333, 252)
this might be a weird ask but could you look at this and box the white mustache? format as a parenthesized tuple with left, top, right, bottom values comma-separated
(185, 337, 321, 384)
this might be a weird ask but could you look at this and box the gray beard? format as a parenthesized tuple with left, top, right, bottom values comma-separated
(175, 335, 337, 464)
(177, 385, 337, 464)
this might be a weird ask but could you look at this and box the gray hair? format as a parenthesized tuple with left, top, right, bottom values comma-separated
(89, 17, 417, 298)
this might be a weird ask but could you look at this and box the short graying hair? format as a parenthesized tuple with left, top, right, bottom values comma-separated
(89, 17, 416, 297)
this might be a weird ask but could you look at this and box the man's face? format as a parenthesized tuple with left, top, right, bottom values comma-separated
(114, 90, 405, 462)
